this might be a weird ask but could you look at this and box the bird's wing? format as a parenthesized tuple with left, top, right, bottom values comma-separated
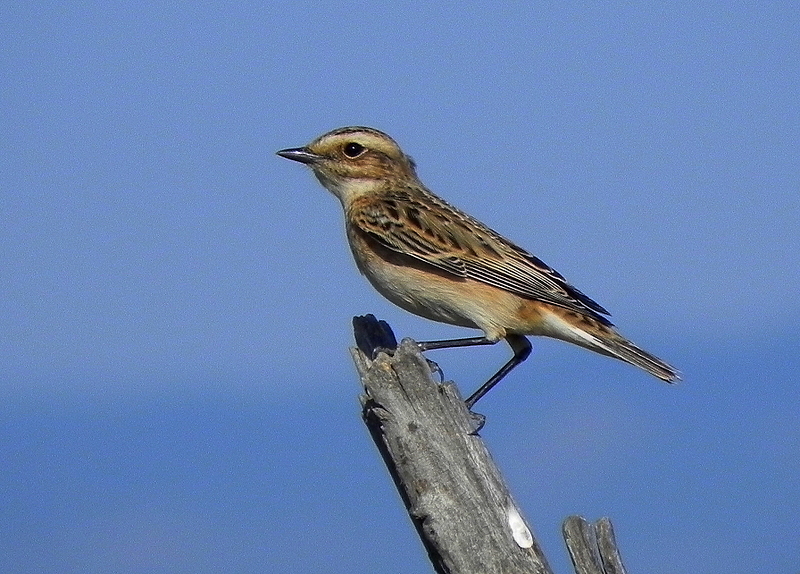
(348, 190, 612, 322)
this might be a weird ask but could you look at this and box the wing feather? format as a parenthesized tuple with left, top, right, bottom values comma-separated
(349, 188, 611, 324)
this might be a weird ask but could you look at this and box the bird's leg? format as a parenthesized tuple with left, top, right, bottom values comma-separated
(464, 335, 532, 409)
(417, 335, 532, 409)
(417, 336, 498, 352)
(416, 337, 497, 384)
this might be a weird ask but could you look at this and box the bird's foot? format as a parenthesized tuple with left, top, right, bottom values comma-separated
(467, 410, 486, 434)
(425, 358, 444, 382)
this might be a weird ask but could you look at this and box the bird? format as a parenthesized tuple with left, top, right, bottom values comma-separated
(277, 126, 679, 408)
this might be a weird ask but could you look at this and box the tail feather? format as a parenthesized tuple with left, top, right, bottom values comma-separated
(540, 309, 680, 382)
(595, 335, 680, 383)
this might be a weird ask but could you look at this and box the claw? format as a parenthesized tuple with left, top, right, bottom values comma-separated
(426, 358, 444, 382)
(467, 410, 486, 434)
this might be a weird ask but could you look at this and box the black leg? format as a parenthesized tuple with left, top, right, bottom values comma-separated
(464, 335, 532, 409)
(417, 336, 497, 352)
(416, 334, 532, 409)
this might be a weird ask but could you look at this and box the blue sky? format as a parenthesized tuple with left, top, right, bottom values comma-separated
(2, 2, 799, 572)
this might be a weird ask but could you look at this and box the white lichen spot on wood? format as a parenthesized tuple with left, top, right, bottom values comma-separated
(507, 504, 533, 549)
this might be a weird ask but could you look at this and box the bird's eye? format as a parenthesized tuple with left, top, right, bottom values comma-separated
(343, 142, 366, 158)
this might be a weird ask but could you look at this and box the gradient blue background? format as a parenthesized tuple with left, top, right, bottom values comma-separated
(2, 2, 799, 573)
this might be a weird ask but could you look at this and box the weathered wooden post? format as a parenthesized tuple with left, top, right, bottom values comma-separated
(352, 314, 630, 574)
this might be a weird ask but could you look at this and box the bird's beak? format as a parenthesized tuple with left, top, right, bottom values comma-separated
(276, 147, 322, 165)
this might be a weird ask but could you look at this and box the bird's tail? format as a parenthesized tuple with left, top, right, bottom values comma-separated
(593, 333, 680, 383)
(540, 308, 680, 383)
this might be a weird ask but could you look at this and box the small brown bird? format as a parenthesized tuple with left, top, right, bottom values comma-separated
(278, 126, 678, 407)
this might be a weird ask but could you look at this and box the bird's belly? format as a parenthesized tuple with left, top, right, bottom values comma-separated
(364, 263, 479, 328)
(349, 234, 533, 340)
